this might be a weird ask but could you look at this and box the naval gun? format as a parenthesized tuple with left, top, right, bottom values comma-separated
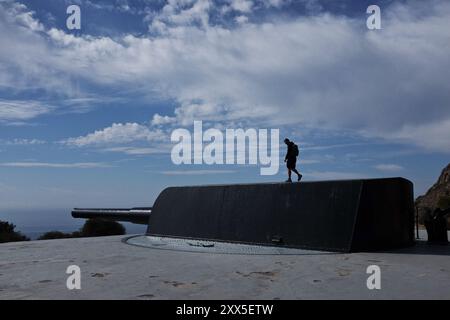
(71, 177, 416, 252)
(72, 207, 151, 225)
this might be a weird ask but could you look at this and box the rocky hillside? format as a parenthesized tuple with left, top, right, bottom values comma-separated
(415, 163, 450, 228)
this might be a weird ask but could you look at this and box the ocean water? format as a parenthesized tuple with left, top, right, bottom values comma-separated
(0, 208, 147, 240)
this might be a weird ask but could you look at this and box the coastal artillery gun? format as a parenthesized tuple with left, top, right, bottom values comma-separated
(72, 177, 415, 252)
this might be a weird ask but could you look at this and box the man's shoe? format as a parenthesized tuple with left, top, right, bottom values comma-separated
(298, 174, 303, 182)
(285, 179, 292, 183)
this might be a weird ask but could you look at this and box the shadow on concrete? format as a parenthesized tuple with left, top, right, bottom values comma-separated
(378, 241, 450, 256)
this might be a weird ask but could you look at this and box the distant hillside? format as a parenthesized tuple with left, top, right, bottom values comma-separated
(415, 163, 450, 228)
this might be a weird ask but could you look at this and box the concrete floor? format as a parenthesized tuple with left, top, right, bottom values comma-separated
(0, 231, 449, 300)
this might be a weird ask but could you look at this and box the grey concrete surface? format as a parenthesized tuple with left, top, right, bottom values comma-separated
(0, 231, 449, 300)
(126, 235, 327, 254)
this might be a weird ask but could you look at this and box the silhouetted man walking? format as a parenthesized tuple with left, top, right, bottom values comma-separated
(284, 138, 302, 183)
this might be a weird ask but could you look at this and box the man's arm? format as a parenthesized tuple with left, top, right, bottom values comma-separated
(285, 144, 292, 161)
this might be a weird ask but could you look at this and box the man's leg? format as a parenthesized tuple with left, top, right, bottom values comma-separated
(292, 168, 302, 181)
(286, 168, 292, 182)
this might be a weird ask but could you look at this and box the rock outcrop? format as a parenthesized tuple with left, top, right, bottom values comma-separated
(415, 163, 450, 228)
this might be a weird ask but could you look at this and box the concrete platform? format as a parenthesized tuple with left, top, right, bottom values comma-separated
(0, 231, 449, 300)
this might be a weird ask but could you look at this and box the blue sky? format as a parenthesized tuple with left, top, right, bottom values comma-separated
(0, 0, 449, 211)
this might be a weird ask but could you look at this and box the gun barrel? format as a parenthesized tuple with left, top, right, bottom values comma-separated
(72, 207, 152, 225)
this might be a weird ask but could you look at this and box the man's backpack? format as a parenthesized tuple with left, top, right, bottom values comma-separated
(293, 144, 299, 157)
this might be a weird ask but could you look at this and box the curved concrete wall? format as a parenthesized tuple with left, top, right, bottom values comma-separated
(147, 178, 414, 252)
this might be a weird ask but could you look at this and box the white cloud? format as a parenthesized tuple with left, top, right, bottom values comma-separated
(148, 0, 212, 32)
(374, 164, 404, 172)
(0, 100, 52, 121)
(63, 123, 165, 147)
(103, 146, 168, 155)
(151, 114, 176, 126)
(5, 1, 44, 32)
(385, 119, 450, 151)
(262, 0, 288, 8)
(0, 3, 76, 95)
(230, 0, 253, 13)
(235, 15, 248, 24)
(1, 0, 450, 152)
(0, 162, 112, 168)
(2, 138, 46, 145)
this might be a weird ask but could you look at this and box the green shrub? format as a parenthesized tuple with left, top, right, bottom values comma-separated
(36, 219, 125, 240)
(79, 218, 125, 237)
(38, 231, 73, 240)
(71, 231, 83, 238)
(0, 220, 29, 243)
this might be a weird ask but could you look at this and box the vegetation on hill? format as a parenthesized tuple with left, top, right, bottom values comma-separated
(79, 218, 125, 237)
(38, 218, 125, 240)
(38, 231, 75, 240)
(0, 221, 29, 243)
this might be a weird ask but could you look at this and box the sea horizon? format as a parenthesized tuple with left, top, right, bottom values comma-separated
(0, 208, 147, 240)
